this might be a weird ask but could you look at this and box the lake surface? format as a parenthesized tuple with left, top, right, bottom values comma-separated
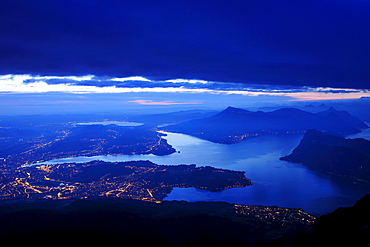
(37, 130, 370, 216)
(76, 121, 143, 126)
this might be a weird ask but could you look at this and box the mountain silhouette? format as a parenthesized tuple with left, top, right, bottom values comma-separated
(163, 107, 368, 144)
(317, 106, 368, 130)
(295, 194, 370, 247)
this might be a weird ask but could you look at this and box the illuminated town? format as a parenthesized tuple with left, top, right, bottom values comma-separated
(0, 120, 317, 228)
(0, 157, 316, 227)
(235, 204, 316, 226)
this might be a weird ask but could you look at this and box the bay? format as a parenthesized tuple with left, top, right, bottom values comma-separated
(36, 131, 370, 216)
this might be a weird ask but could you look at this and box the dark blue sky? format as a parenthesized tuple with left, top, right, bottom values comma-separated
(1, 0, 369, 89)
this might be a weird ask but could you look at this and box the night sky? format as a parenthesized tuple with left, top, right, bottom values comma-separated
(0, 0, 369, 114)
(1, 0, 369, 88)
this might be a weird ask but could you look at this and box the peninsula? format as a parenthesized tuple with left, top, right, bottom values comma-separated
(0, 160, 252, 201)
(280, 129, 370, 184)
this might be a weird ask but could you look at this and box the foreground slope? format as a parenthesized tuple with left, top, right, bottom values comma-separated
(0, 198, 315, 247)
(295, 194, 370, 247)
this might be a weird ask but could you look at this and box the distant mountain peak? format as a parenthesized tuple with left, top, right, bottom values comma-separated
(225, 106, 241, 111)
(221, 106, 249, 114)
(317, 107, 368, 129)
(326, 106, 338, 112)
(321, 106, 348, 114)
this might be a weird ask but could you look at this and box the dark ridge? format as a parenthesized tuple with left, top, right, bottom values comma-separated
(295, 194, 370, 247)
(280, 129, 370, 183)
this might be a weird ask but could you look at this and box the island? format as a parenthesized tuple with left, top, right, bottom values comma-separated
(0, 160, 252, 201)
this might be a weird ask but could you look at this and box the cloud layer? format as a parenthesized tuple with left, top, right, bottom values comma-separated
(1, 0, 369, 89)
(1, 74, 369, 102)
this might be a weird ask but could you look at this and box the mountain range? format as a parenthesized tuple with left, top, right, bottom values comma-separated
(163, 106, 368, 144)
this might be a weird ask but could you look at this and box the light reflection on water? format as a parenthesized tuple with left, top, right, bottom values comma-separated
(37, 131, 370, 216)
(76, 121, 143, 126)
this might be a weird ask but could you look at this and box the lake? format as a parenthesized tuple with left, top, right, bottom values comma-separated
(36, 130, 370, 216)
(76, 121, 143, 126)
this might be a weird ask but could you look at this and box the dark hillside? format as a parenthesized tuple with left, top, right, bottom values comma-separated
(163, 107, 367, 144)
(0, 198, 314, 247)
(295, 194, 370, 247)
(281, 129, 370, 183)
